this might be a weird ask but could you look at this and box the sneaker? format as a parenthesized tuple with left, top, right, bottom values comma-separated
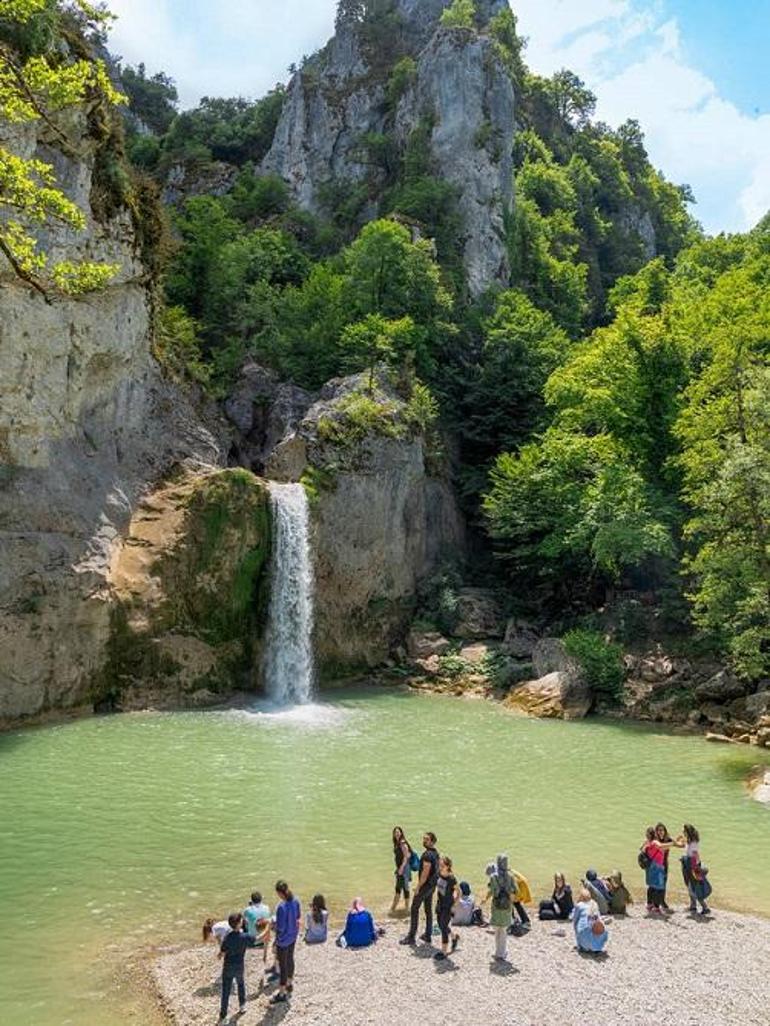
(433, 951, 446, 960)
(646, 904, 654, 913)
(269, 993, 287, 1005)
(688, 905, 697, 913)
(400, 936, 416, 946)
(419, 933, 433, 944)
(699, 906, 711, 916)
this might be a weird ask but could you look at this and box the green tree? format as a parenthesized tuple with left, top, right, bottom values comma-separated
(484, 430, 672, 589)
(339, 313, 418, 390)
(0, 0, 123, 295)
(120, 62, 178, 135)
(466, 290, 570, 459)
(165, 196, 241, 319)
(440, 0, 476, 31)
(674, 252, 770, 677)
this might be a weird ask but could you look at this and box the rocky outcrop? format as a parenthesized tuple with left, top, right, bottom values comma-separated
(504, 671, 592, 721)
(105, 469, 270, 709)
(0, 109, 229, 727)
(262, 0, 514, 294)
(226, 366, 466, 674)
(504, 638, 592, 720)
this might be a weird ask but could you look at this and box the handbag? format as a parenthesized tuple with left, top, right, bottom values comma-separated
(591, 918, 606, 937)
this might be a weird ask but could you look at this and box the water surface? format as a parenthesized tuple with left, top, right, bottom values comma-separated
(0, 688, 767, 1026)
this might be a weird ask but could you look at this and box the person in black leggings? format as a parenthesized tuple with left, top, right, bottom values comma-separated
(400, 831, 439, 945)
(270, 880, 301, 1005)
(434, 855, 460, 961)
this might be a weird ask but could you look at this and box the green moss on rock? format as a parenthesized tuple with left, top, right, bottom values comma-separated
(98, 469, 271, 708)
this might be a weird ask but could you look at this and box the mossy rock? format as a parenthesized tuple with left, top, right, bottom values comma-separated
(99, 469, 271, 706)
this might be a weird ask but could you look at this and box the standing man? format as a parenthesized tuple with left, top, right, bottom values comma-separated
(218, 912, 257, 1023)
(400, 831, 439, 945)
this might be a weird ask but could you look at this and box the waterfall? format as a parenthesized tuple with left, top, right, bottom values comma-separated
(262, 482, 315, 705)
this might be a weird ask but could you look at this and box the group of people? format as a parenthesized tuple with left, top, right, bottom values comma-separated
(203, 821, 712, 1021)
(204, 885, 382, 1021)
(640, 822, 712, 916)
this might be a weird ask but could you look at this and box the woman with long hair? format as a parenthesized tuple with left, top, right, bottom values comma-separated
(304, 894, 328, 944)
(655, 822, 674, 910)
(390, 826, 413, 913)
(271, 880, 301, 1005)
(641, 826, 678, 915)
(682, 824, 712, 916)
(434, 855, 460, 961)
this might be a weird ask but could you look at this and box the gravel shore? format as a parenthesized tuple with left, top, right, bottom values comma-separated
(153, 907, 770, 1026)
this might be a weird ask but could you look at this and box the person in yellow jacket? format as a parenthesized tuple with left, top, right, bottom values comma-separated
(511, 869, 532, 931)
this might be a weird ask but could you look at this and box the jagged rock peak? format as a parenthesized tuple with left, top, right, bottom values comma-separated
(264, 0, 515, 295)
(395, 0, 510, 43)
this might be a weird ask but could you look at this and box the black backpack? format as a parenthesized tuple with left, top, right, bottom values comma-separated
(493, 876, 512, 911)
(638, 849, 651, 870)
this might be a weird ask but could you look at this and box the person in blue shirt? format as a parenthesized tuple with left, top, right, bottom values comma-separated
(242, 890, 271, 960)
(338, 897, 377, 948)
(271, 880, 301, 1005)
(218, 912, 257, 1023)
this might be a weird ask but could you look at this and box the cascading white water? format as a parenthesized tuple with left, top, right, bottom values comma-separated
(262, 482, 315, 705)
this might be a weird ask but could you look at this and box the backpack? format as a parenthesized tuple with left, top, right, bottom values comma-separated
(493, 876, 512, 912)
(409, 851, 420, 873)
(637, 850, 651, 870)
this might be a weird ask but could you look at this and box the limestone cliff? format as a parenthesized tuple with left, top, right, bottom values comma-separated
(0, 110, 227, 726)
(225, 365, 465, 674)
(263, 0, 514, 295)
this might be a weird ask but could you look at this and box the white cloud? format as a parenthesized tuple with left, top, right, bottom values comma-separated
(107, 0, 769, 233)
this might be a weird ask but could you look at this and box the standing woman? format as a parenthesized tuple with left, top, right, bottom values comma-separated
(682, 824, 712, 916)
(655, 823, 674, 911)
(271, 880, 301, 1005)
(641, 826, 666, 914)
(434, 855, 460, 961)
(390, 826, 413, 913)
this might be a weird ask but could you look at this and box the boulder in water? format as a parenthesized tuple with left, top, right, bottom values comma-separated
(504, 670, 592, 721)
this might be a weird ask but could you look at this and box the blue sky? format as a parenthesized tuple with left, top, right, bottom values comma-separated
(107, 1, 770, 234)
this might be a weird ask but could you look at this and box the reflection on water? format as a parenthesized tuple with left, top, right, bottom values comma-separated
(0, 687, 767, 1026)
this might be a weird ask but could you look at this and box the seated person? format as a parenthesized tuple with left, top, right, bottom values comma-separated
(202, 918, 231, 944)
(573, 888, 609, 954)
(243, 891, 271, 945)
(583, 869, 611, 915)
(304, 894, 329, 944)
(606, 871, 632, 915)
(452, 881, 476, 926)
(511, 870, 532, 929)
(338, 897, 377, 948)
(538, 872, 574, 921)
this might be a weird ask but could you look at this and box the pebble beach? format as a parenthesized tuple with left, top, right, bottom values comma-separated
(153, 907, 770, 1026)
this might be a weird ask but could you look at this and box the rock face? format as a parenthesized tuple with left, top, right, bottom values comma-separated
(226, 367, 466, 674)
(451, 587, 504, 639)
(106, 470, 270, 709)
(262, 0, 514, 295)
(0, 112, 228, 726)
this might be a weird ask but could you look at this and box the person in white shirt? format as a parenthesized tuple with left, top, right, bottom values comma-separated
(452, 881, 476, 926)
